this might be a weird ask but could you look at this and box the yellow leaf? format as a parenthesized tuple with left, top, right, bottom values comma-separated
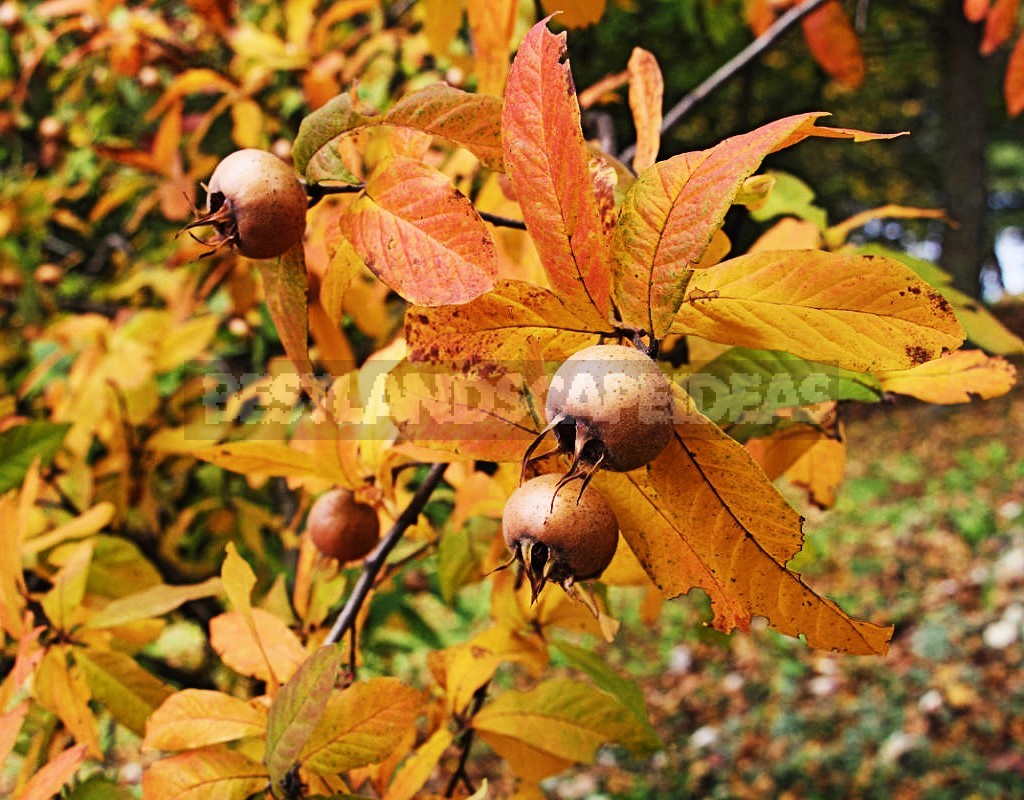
(784, 432, 847, 509)
(86, 576, 223, 629)
(420, 0, 465, 57)
(472, 678, 652, 781)
(221, 543, 284, 690)
(141, 745, 268, 800)
(21, 502, 115, 556)
(627, 47, 663, 173)
(299, 677, 423, 774)
(151, 315, 221, 373)
(34, 645, 101, 758)
(209, 608, 308, 684)
(467, 0, 518, 95)
(672, 250, 965, 372)
(0, 494, 27, 637)
(230, 97, 265, 150)
(878, 350, 1018, 404)
(189, 441, 349, 485)
(384, 727, 454, 800)
(40, 540, 93, 632)
(539, 0, 606, 27)
(144, 689, 267, 752)
(74, 647, 174, 736)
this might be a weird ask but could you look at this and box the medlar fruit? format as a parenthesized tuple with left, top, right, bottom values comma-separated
(185, 148, 308, 259)
(501, 473, 618, 603)
(306, 488, 380, 563)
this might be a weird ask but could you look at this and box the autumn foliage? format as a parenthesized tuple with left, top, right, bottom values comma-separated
(1, 2, 1022, 799)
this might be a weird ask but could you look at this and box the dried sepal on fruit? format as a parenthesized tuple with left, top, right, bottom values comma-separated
(500, 473, 619, 610)
(184, 148, 308, 259)
(523, 343, 675, 488)
(306, 487, 381, 563)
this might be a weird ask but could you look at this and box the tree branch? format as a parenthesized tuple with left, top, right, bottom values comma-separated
(619, 0, 831, 165)
(323, 462, 449, 646)
(478, 210, 528, 230)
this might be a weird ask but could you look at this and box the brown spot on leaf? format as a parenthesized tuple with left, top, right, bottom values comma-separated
(905, 345, 931, 366)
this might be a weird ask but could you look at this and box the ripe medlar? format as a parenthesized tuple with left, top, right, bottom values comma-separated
(306, 488, 380, 563)
(501, 473, 618, 604)
(525, 343, 674, 485)
(185, 148, 308, 259)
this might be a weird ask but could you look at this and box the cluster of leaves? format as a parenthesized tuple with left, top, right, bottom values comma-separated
(2, 2, 1023, 799)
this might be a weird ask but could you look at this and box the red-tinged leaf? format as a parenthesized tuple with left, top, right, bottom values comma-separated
(294, 84, 505, 180)
(0, 701, 29, 768)
(74, 647, 174, 737)
(472, 677, 656, 784)
(670, 250, 965, 373)
(404, 280, 605, 369)
(256, 243, 324, 406)
(612, 113, 903, 338)
(384, 727, 455, 800)
(144, 689, 267, 752)
(34, 645, 101, 757)
(800, 0, 865, 87)
(539, 0, 606, 27)
(747, 0, 777, 35)
(627, 47, 663, 173)
(266, 645, 344, 792)
(209, 608, 309, 684)
(1006, 32, 1024, 115)
(86, 576, 223, 629)
(16, 743, 89, 800)
(605, 392, 893, 655)
(878, 350, 1018, 403)
(982, 0, 1020, 54)
(386, 359, 542, 462)
(965, 0, 992, 21)
(0, 622, 43, 710)
(298, 678, 423, 774)
(142, 746, 269, 800)
(503, 18, 615, 325)
(339, 156, 497, 306)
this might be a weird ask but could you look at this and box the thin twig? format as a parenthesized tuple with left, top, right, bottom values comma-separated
(324, 462, 449, 646)
(618, 0, 831, 165)
(444, 681, 490, 797)
(478, 210, 528, 230)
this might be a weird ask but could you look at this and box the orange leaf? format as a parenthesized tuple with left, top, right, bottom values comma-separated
(298, 678, 423, 774)
(878, 350, 1018, 403)
(982, 0, 1019, 54)
(627, 47, 663, 173)
(386, 359, 543, 462)
(746, 0, 777, 35)
(0, 701, 29, 769)
(612, 113, 903, 338)
(539, 0, 607, 27)
(141, 746, 268, 800)
(784, 432, 847, 509)
(964, 0, 991, 21)
(608, 402, 892, 654)
(339, 156, 497, 306)
(800, 0, 865, 87)
(144, 689, 267, 751)
(209, 608, 309, 684)
(1005, 32, 1024, 114)
(503, 18, 615, 325)
(671, 250, 965, 372)
(16, 743, 89, 800)
(404, 280, 604, 368)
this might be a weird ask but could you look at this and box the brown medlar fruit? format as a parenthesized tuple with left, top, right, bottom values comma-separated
(306, 488, 380, 563)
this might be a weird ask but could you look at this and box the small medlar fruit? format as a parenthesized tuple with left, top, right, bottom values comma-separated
(526, 343, 674, 483)
(306, 488, 380, 563)
(501, 473, 618, 603)
(185, 148, 308, 259)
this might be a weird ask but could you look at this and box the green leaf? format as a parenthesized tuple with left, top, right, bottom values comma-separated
(74, 647, 173, 736)
(749, 170, 828, 229)
(550, 640, 661, 751)
(0, 422, 70, 493)
(684, 347, 883, 427)
(437, 516, 498, 603)
(266, 645, 345, 797)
